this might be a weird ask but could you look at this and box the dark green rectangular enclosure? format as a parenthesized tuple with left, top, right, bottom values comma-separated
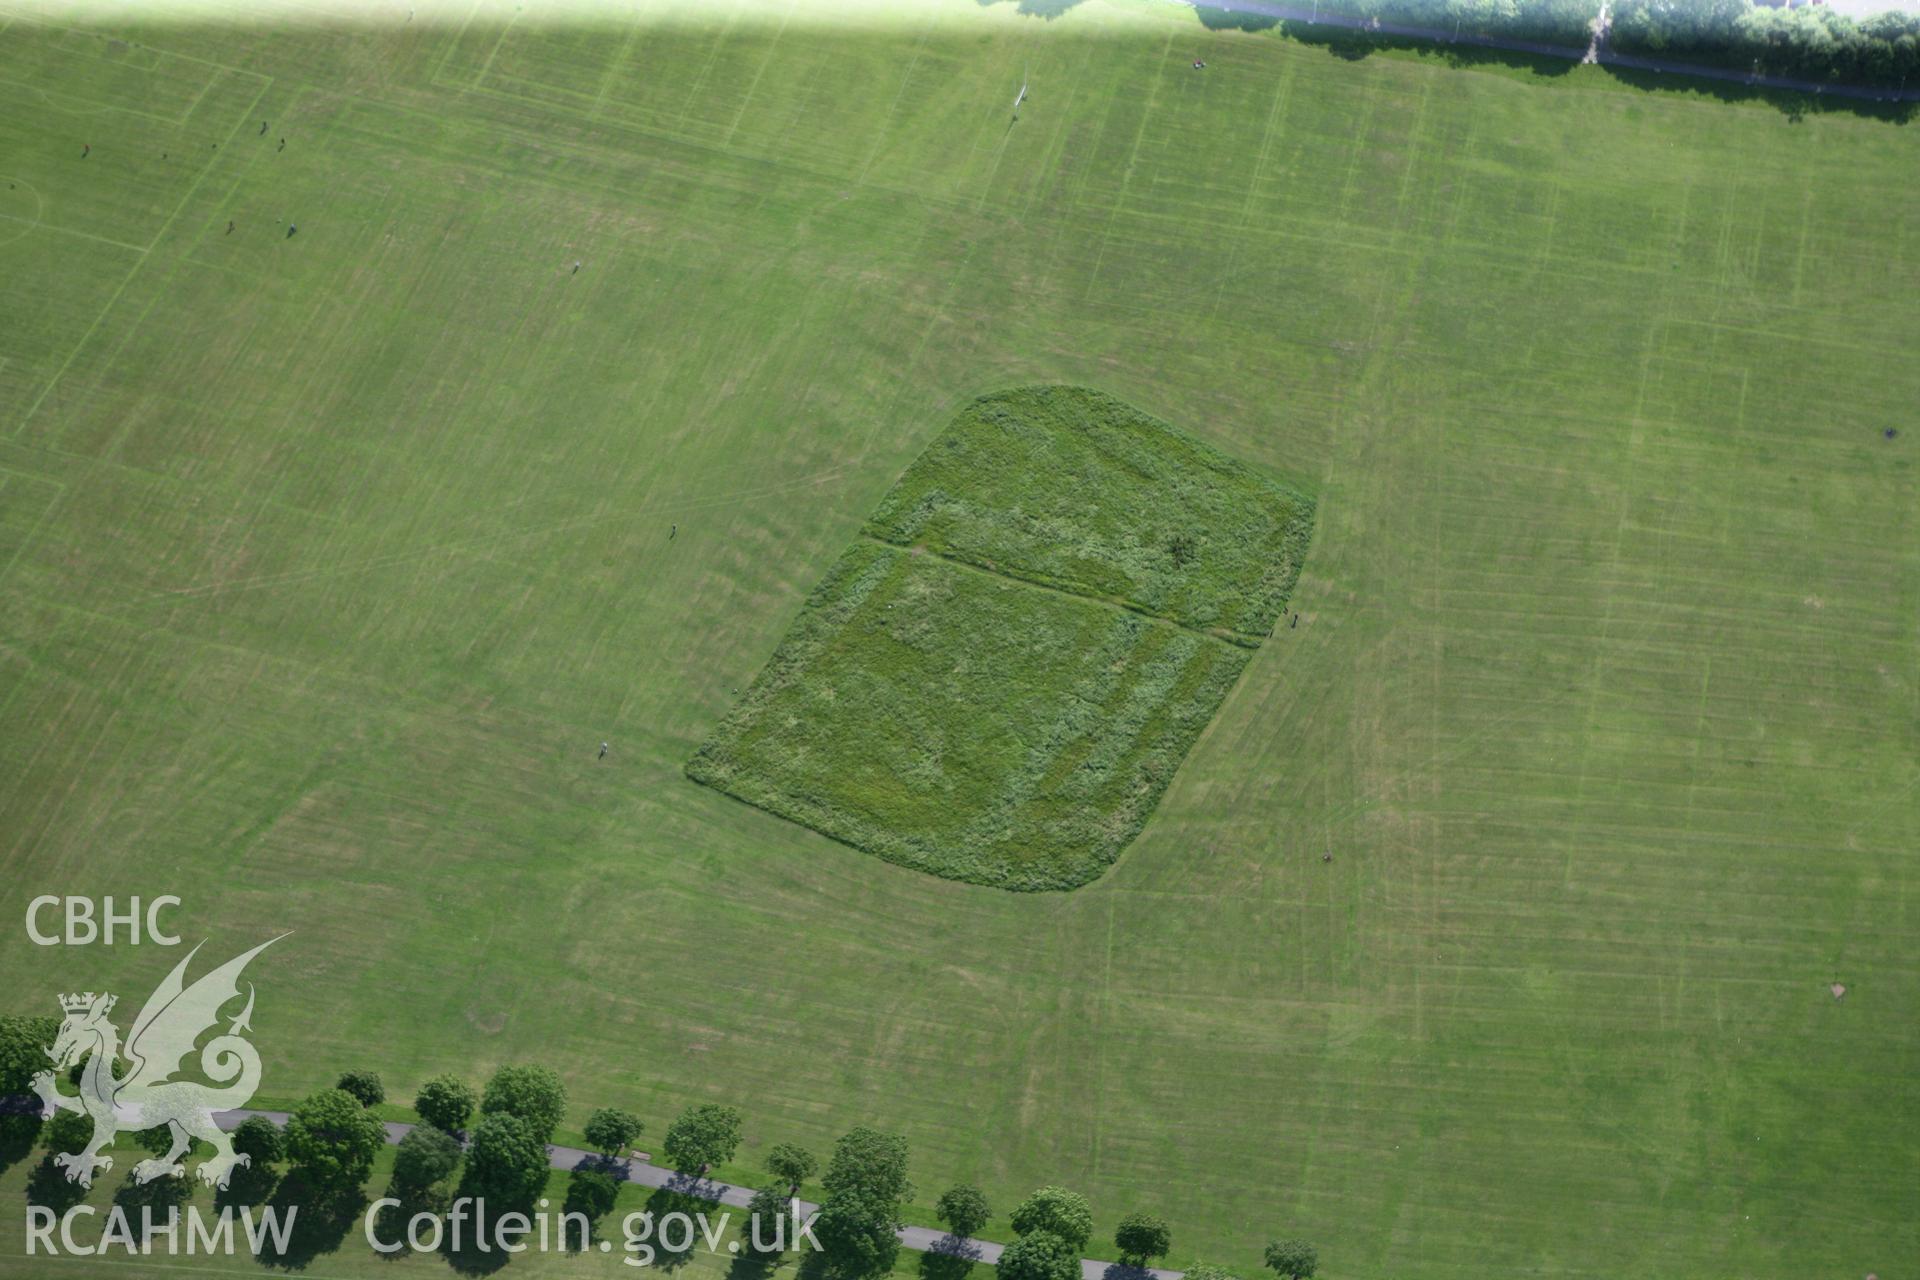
(688, 387, 1315, 890)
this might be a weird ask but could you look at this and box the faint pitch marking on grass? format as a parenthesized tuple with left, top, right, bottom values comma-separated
(1389, 76, 1434, 247)
(670, 17, 735, 131)
(861, 237, 979, 461)
(0, 30, 226, 128)
(1206, 60, 1296, 324)
(12, 75, 271, 442)
(0, 176, 45, 249)
(1019, 39, 1096, 225)
(0, 77, 128, 118)
(722, 0, 795, 148)
(972, 35, 1049, 213)
(1789, 186, 1814, 309)
(425, 53, 984, 225)
(175, 63, 224, 126)
(0, 76, 204, 128)
(53, 465, 856, 622)
(428, 0, 485, 93)
(470, 6, 521, 92)
(1080, 29, 1172, 304)
(4, 9, 270, 80)
(1561, 314, 1669, 888)
(79, 77, 300, 465)
(853, 18, 930, 188)
(1332, 79, 1381, 232)
(1534, 173, 1564, 280)
(0, 214, 146, 255)
(0, 1256, 251, 1277)
(1098, 889, 1124, 1173)
(1676, 654, 1713, 844)
(0, 468, 64, 588)
(588, 16, 645, 122)
(1212, 587, 1670, 884)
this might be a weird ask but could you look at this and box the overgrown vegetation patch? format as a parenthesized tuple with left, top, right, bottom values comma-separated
(689, 387, 1313, 890)
(865, 387, 1316, 645)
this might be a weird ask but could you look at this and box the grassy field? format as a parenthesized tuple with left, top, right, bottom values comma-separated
(690, 386, 1308, 889)
(0, 1, 1916, 1277)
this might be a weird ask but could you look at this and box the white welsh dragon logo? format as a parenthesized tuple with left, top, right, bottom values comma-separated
(32, 937, 284, 1190)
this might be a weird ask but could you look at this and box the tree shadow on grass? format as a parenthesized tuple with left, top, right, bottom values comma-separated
(1278, 21, 1577, 76)
(253, 1172, 364, 1272)
(366, 1183, 452, 1263)
(110, 1170, 195, 1248)
(664, 1170, 720, 1196)
(0, 1113, 40, 1178)
(1271, 17, 1915, 121)
(213, 1162, 280, 1213)
(1195, 6, 1280, 32)
(975, 0, 1089, 19)
(729, 1250, 787, 1280)
(919, 1235, 987, 1280)
(641, 1186, 712, 1273)
(439, 1196, 531, 1277)
(1596, 62, 1916, 123)
(24, 1154, 88, 1216)
(569, 1151, 631, 1180)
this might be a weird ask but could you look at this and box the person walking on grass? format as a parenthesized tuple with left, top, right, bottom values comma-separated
(599, 742, 609, 760)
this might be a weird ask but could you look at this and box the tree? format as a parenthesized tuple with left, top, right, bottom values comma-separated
(479, 1065, 567, 1146)
(661, 1103, 743, 1176)
(41, 1109, 92, 1156)
(997, 1230, 1080, 1280)
(0, 1014, 58, 1090)
(583, 1107, 644, 1159)
(285, 1088, 386, 1191)
(1184, 1266, 1243, 1280)
(392, 1124, 462, 1194)
(0, 1015, 58, 1149)
(335, 1070, 385, 1108)
(935, 1184, 991, 1239)
(822, 1126, 912, 1203)
(813, 1126, 913, 1278)
(1264, 1239, 1318, 1280)
(131, 1124, 175, 1158)
(565, 1167, 620, 1226)
(1115, 1211, 1171, 1264)
(461, 1113, 550, 1206)
(813, 1187, 902, 1277)
(230, 1115, 285, 1167)
(765, 1142, 817, 1193)
(415, 1074, 476, 1135)
(744, 1183, 794, 1258)
(1010, 1187, 1093, 1250)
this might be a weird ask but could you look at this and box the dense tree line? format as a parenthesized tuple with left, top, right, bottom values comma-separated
(1610, 0, 1920, 87)
(1, 1016, 1323, 1279)
(1285, 0, 1920, 89)
(1295, 0, 1603, 47)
